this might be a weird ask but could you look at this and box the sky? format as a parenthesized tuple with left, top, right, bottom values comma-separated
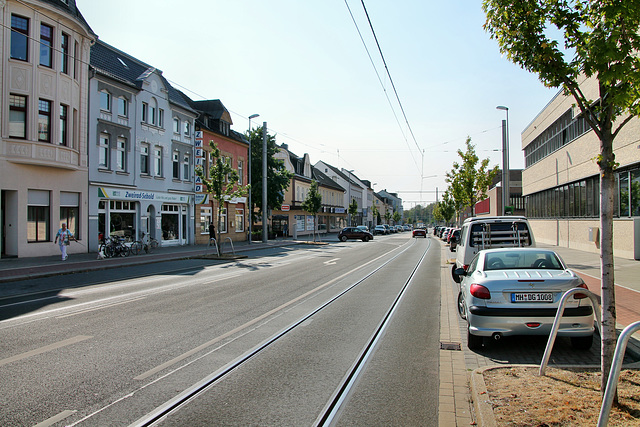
(75, 0, 559, 210)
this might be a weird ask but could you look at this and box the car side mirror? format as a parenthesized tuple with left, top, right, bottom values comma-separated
(454, 268, 467, 277)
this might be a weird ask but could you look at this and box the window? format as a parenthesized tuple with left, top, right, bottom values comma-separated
(158, 109, 164, 127)
(100, 91, 111, 111)
(59, 105, 68, 146)
(220, 208, 227, 233)
(116, 137, 126, 171)
(183, 154, 190, 180)
(140, 143, 149, 174)
(117, 97, 127, 117)
(183, 121, 191, 136)
(60, 192, 79, 239)
(73, 41, 78, 79)
(9, 94, 27, 138)
(27, 190, 50, 242)
(40, 23, 54, 68)
(173, 117, 180, 133)
(200, 207, 212, 234)
(98, 133, 109, 168)
(61, 33, 70, 74)
(38, 99, 52, 142)
(238, 160, 244, 185)
(150, 103, 157, 125)
(173, 151, 180, 179)
(154, 146, 162, 177)
(11, 15, 29, 61)
(235, 209, 244, 232)
(142, 102, 148, 122)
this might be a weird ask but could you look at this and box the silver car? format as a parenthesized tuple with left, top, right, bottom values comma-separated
(455, 248, 594, 350)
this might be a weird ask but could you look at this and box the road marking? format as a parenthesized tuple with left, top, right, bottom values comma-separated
(0, 336, 92, 368)
(55, 296, 147, 319)
(323, 258, 340, 265)
(34, 410, 77, 427)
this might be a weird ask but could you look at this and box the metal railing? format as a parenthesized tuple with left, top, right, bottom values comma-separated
(539, 288, 602, 376)
(223, 237, 235, 256)
(597, 321, 640, 427)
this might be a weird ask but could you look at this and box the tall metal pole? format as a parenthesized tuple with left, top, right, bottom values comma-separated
(247, 114, 259, 244)
(262, 121, 268, 243)
(497, 106, 510, 215)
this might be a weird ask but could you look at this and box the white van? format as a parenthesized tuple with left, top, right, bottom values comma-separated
(451, 216, 535, 283)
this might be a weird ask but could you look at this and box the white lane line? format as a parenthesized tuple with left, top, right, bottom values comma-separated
(55, 296, 147, 319)
(34, 410, 77, 427)
(323, 258, 340, 265)
(0, 335, 92, 368)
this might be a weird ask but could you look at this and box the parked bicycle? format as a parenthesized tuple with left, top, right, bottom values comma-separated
(140, 232, 159, 254)
(99, 235, 131, 258)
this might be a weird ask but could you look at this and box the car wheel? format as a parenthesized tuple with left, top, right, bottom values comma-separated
(467, 327, 483, 350)
(364, 236, 370, 242)
(340, 235, 348, 242)
(457, 292, 467, 320)
(451, 264, 461, 283)
(570, 335, 593, 350)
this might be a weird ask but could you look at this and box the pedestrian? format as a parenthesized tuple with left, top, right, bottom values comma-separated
(208, 222, 216, 246)
(54, 223, 76, 261)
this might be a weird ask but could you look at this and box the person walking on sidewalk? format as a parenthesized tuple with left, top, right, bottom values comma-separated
(54, 223, 76, 261)
(208, 222, 216, 246)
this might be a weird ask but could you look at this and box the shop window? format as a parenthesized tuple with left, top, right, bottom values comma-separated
(161, 204, 179, 240)
(27, 190, 50, 242)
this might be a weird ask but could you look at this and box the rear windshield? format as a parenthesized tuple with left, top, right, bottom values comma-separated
(468, 221, 532, 248)
(483, 251, 563, 270)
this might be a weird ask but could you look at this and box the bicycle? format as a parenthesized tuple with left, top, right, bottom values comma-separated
(100, 236, 130, 258)
(141, 233, 159, 254)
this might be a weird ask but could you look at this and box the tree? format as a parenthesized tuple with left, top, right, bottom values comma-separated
(439, 191, 457, 224)
(195, 141, 248, 254)
(301, 180, 322, 242)
(393, 211, 401, 224)
(446, 137, 499, 219)
(371, 205, 379, 226)
(247, 126, 293, 232)
(348, 198, 358, 226)
(483, 0, 640, 394)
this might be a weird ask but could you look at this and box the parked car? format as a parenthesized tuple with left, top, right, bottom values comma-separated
(449, 229, 461, 251)
(356, 225, 369, 232)
(373, 225, 387, 235)
(338, 227, 373, 242)
(403, 225, 411, 232)
(455, 248, 594, 350)
(452, 216, 535, 284)
(382, 224, 391, 234)
(412, 228, 427, 238)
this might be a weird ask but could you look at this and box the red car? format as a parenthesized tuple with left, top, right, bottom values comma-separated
(412, 228, 427, 238)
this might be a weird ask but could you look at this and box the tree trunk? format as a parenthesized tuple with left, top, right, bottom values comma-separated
(599, 132, 617, 399)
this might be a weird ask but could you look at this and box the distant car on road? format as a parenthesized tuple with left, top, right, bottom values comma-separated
(373, 225, 387, 235)
(412, 228, 427, 238)
(356, 225, 369, 232)
(338, 227, 373, 242)
(455, 248, 594, 350)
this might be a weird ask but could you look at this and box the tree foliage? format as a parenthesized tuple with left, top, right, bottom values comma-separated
(348, 198, 358, 225)
(445, 137, 499, 218)
(301, 180, 322, 241)
(195, 141, 248, 253)
(248, 126, 293, 223)
(483, 0, 640, 394)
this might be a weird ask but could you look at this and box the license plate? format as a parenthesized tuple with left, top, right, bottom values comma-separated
(511, 292, 553, 303)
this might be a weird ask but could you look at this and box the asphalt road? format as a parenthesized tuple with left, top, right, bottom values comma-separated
(0, 233, 441, 426)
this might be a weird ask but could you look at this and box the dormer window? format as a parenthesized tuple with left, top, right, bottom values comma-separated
(220, 121, 230, 136)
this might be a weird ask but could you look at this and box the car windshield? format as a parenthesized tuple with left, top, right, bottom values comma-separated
(483, 250, 564, 271)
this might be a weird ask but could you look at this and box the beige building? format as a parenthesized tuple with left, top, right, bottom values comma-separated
(522, 76, 640, 259)
(1, 0, 95, 257)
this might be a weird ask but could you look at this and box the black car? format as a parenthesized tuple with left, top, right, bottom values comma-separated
(338, 227, 373, 242)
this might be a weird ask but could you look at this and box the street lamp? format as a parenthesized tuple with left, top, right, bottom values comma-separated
(346, 169, 354, 226)
(247, 114, 259, 244)
(496, 106, 510, 215)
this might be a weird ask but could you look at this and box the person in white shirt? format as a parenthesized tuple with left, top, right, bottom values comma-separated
(54, 223, 75, 261)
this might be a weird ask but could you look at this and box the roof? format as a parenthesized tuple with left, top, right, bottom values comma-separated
(41, 0, 96, 38)
(90, 40, 195, 113)
(312, 167, 345, 192)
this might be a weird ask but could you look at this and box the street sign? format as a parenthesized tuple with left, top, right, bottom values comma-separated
(281, 205, 290, 211)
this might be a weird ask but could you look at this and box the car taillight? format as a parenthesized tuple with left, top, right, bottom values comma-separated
(470, 283, 491, 299)
(574, 282, 589, 299)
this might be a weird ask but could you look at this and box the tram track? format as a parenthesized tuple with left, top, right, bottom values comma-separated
(129, 237, 434, 427)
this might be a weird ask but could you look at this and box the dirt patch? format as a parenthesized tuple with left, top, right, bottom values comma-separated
(483, 366, 640, 426)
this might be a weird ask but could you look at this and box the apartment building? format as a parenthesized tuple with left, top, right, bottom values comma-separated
(1, 0, 95, 258)
(88, 40, 197, 251)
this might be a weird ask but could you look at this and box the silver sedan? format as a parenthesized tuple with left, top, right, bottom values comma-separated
(454, 248, 595, 350)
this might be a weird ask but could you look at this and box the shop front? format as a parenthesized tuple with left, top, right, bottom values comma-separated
(90, 186, 192, 251)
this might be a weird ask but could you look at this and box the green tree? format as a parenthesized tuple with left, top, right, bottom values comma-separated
(301, 180, 322, 242)
(196, 141, 248, 254)
(371, 205, 379, 226)
(248, 126, 293, 229)
(348, 198, 358, 226)
(446, 137, 498, 219)
(393, 211, 401, 224)
(439, 191, 457, 224)
(483, 0, 640, 393)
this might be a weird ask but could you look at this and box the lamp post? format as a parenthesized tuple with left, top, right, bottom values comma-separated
(496, 106, 510, 215)
(346, 170, 354, 226)
(247, 114, 259, 244)
(262, 121, 268, 243)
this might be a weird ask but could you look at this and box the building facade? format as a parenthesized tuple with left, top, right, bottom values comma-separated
(522, 76, 640, 259)
(1, 0, 95, 258)
(88, 40, 197, 252)
(189, 99, 249, 245)
(314, 161, 365, 227)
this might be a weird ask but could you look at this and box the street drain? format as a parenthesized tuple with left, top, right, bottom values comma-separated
(440, 341, 461, 351)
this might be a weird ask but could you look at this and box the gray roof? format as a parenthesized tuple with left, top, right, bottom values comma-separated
(90, 40, 195, 114)
(41, 0, 96, 38)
